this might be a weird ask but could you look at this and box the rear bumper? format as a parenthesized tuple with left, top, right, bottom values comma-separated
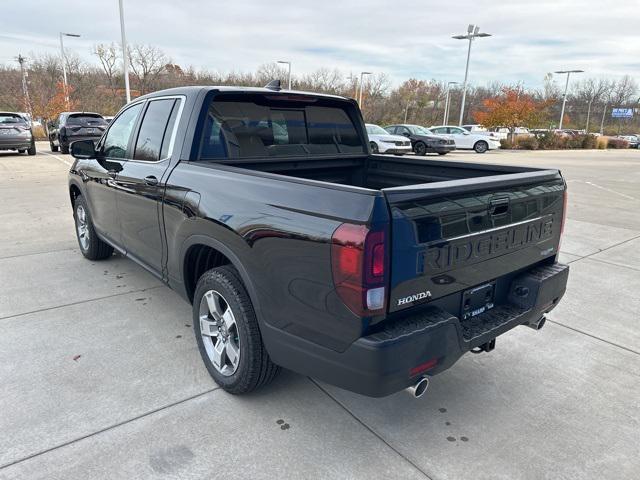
(264, 262, 569, 397)
(61, 136, 101, 147)
(0, 139, 32, 150)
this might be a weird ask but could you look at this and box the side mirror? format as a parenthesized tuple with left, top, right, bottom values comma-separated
(402, 132, 410, 137)
(71, 139, 97, 159)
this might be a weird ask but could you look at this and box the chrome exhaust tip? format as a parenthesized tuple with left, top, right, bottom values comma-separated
(526, 315, 546, 331)
(407, 376, 429, 398)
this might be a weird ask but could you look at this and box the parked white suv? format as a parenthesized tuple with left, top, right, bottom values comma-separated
(365, 124, 412, 155)
(429, 125, 501, 153)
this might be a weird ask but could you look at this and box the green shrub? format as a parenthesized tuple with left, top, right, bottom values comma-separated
(607, 138, 629, 149)
(580, 134, 598, 149)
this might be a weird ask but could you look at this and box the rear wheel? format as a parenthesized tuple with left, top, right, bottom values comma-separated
(414, 141, 427, 156)
(474, 141, 488, 153)
(50, 142, 59, 152)
(73, 195, 114, 260)
(28, 144, 36, 156)
(370, 142, 379, 154)
(193, 265, 279, 394)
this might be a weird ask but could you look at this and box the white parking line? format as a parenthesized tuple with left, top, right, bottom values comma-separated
(584, 181, 636, 201)
(39, 150, 72, 167)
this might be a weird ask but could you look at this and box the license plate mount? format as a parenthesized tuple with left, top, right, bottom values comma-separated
(461, 281, 496, 320)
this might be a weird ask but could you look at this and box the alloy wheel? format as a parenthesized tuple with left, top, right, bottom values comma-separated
(199, 290, 241, 376)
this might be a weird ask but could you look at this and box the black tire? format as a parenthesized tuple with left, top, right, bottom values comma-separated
(193, 265, 279, 394)
(438, 152, 448, 155)
(73, 195, 114, 260)
(28, 144, 36, 156)
(61, 143, 69, 154)
(414, 141, 427, 156)
(394, 153, 405, 156)
(370, 142, 379, 154)
(474, 141, 488, 153)
(51, 142, 59, 152)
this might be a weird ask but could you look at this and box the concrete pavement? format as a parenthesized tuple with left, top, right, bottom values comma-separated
(0, 144, 638, 479)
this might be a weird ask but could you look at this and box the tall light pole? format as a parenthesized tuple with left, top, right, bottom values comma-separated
(554, 69, 584, 130)
(452, 25, 491, 126)
(118, 0, 131, 103)
(358, 71, 372, 107)
(443, 81, 459, 125)
(59, 32, 81, 109)
(277, 61, 291, 90)
(600, 103, 608, 135)
(16, 55, 32, 118)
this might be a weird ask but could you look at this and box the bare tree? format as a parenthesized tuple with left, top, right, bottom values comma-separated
(127, 44, 170, 95)
(93, 43, 119, 95)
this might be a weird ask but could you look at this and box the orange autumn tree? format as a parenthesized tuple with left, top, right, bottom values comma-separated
(32, 82, 79, 125)
(474, 87, 548, 142)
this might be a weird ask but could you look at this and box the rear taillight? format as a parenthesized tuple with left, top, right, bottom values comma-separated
(331, 223, 388, 316)
(558, 188, 568, 251)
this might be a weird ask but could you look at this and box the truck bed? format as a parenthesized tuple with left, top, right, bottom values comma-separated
(209, 154, 546, 191)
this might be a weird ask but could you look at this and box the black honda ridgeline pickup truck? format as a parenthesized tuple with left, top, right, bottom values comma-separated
(68, 84, 569, 398)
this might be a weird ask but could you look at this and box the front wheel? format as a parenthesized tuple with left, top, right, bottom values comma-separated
(370, 142, 379, 154)
(194, 266, 279, 394)
(414, 142, 427, 156)
(73, 195, 114, 260)
(474, 141, 488, 153)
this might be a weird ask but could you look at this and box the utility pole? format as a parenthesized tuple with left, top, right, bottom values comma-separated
(554, 69, 584, 129)
(358, 71, 372, 109)
(443, 81, 458, 125)
(16, 55, 32, 117)
(277, 61, 292, 90)
(59, 32, 81, 109)
(600, 103, 608, 135)
(585, 98, 593, 134)
(119, 0, 132, 103)
(452, 25, 491, 126)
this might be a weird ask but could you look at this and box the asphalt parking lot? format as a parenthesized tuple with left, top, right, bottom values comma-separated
(1, 142, 638, 479)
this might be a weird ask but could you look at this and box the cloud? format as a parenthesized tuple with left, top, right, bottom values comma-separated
(1, 0, 638, 89)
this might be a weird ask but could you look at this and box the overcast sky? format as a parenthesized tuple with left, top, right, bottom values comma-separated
(1, 0, 638, 89)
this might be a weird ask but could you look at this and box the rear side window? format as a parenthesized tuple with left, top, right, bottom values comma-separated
(199, 94, 365, 159)
(67, 114, 106, 126)
(133, 99, 179, 162)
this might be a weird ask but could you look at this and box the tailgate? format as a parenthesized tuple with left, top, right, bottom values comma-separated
(383, 170, 565, 313)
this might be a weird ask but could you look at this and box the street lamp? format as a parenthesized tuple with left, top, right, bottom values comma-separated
(452, 24, 491, 126)
(358, 71, 372, 107)
(277, 61, 292, 90)
(554, 69, 584, 130)
(59, 32, 81, 109)
(118, 0, 131, 103)
(443, 81, 459, 125)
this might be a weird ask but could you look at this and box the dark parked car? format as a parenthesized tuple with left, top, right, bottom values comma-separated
(0, 112, 36, 155)
(49, 112, 108, 154)
(384, 124, 455, 156)
(68, 85, 569, 398)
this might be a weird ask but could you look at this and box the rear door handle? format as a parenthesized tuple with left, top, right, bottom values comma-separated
(144, 175, 159, 186)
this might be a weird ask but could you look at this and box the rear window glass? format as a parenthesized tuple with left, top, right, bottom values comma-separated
(67, 115, 107, 126)
(0, 114, 27, 125)
(199, 94, 365, 159)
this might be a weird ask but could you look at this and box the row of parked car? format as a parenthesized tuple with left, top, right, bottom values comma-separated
(365, 123, 502, 156)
